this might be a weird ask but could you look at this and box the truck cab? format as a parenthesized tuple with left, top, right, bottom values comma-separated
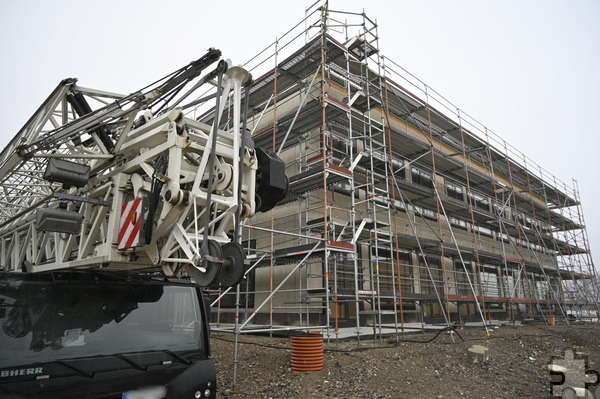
(0, 271, 216, 398)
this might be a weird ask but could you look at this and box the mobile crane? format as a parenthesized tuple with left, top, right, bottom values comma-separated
(0, 49, 288, 398)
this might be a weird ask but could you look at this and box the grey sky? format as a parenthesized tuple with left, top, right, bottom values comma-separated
(0, 0, 598, 268)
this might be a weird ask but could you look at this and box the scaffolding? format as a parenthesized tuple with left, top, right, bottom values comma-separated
(208, 1, 599, 342)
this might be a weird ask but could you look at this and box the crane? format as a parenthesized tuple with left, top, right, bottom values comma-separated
(0, 48, 288, 287)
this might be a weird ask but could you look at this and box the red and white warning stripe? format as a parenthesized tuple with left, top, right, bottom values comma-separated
(118, 198, 144, 250)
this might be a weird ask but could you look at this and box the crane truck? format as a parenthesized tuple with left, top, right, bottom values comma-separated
(0, 49, 288, 398)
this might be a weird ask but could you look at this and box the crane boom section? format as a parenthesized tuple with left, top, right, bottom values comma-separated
(0, 50, 287, 286)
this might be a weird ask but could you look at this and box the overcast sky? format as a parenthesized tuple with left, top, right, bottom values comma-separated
(1, 0, 598, 271)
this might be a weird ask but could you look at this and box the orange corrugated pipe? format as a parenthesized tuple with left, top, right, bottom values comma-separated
(290, 333, 324, 371)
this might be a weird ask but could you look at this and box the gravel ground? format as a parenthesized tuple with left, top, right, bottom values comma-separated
(211, 323, 600, 399)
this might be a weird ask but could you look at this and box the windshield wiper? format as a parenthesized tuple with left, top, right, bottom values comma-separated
(10, 350, 194, 380)
(115, 354, 146, 371)
(163, 350, 192, 366)
(56, 360, 94, 378)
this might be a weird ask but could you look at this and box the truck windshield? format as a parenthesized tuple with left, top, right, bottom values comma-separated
(0, 273, 205, 369)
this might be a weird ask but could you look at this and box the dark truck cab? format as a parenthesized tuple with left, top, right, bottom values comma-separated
(0, 271, 216, 399)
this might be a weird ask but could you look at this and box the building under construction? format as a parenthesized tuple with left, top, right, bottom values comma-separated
(209, 2, 599, 336)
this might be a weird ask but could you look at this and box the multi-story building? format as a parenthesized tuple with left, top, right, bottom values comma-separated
(210, 3, 599, 334)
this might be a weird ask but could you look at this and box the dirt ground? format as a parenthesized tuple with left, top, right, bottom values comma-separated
(211, 323, 600, 399)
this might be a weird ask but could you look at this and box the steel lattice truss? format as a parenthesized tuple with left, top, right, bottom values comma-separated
(0, 49, 271, 284)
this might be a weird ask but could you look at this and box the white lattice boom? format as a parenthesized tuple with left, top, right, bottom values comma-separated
(0, 49, 286, 286)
